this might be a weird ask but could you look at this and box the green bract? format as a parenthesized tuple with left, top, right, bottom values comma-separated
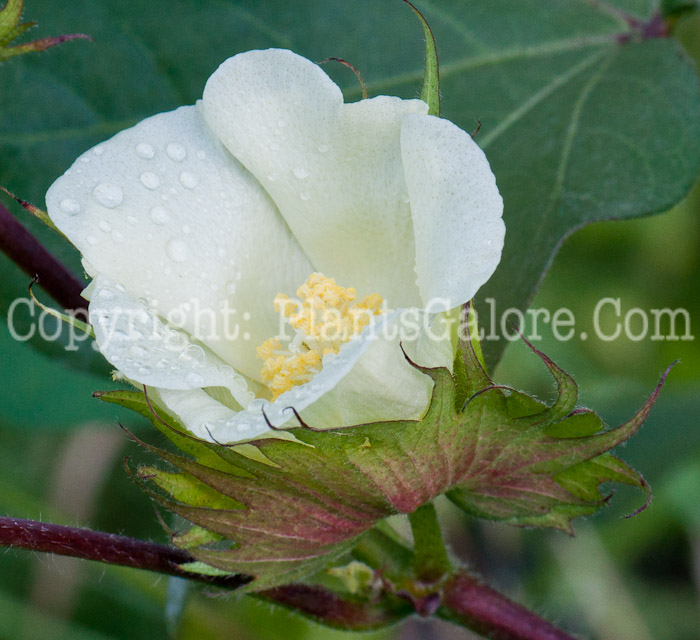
(97, 315, 657, 589)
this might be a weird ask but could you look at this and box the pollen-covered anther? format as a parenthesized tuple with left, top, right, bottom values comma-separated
(257, 272, 384, 399)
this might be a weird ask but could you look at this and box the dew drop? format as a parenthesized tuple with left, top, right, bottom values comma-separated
(138, 366, 152, 375)
(237, 423, 250, 433)
(115, 283, 126, 292)
(140, 171, 160, 190)
(59, 198, 81, 215)
(196, 150, 206, 160)
(166, 238, 189, 263)
(225, 280, 237, 295)
(98, 288, 114, 300)
(300, 191, 310, 201)
(155, 358, 169, 370)
(186, 372, 205, 387)
(179, 171, 198, 189)
(185, 344, 205, 364)
(93, 145, 105, 156)
(135, 143, 155, 159)
(293, 167, 308, 179)
(317, 143, 329, 153)
(111, 230, 125, 243)
(166, 142, 187, 162)
(86, 235, 98, 245)
(126, 215, 138, 226)
(267, 173, 277, 182)
(92, 183, 123, 208)
(150, 206, 170, 225)
(277, 118, 287, 127)
(270, 142, 280, 151)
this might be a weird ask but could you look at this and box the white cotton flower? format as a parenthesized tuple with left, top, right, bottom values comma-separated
(46, 49, 504, 444)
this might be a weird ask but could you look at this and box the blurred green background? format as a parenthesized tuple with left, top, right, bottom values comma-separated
(1, 1, 699, 639)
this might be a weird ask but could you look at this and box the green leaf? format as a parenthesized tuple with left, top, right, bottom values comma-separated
(1, 0, 698, 386)
(130, 340, 660, 587)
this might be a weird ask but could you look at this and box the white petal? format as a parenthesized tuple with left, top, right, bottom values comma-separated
(202, 48, 428, 306)
(46, 105, 313, 382)
(200, 309, 453, 440)
(156, 388, 264, 442)
(401, 114, 505, 311)
(89, 275, 253, 409)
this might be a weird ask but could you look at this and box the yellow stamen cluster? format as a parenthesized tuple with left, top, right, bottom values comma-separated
(256, 273, 384, 399)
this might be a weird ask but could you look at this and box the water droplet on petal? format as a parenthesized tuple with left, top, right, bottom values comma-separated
(126, 215, 138, 226)
(166, 142, 187, 162)
(166, 239, 188, 263)
(185, 344, 205, 364)
(150, 206, 170, 225)
(60, 199, 81, 215)
(179, 171, 198, 189)
(225, 281, 237, 295)
(135, 143, 155, 159)
(300, 192, 310, 201)
(140, 171, 160, 190)
(98, 288, 114, 300)
(237, 423, 250, 433)
(98, 220, 112, 233)
(111, 230, 125, 243)
(92, 183, 123, 208)
(186, 372, 205, 387)
(93, 145, 105, 156)
(196, 150, 206, 160)
(317, 143, 329, 153)
(293, 167, 308, 179)
(115, 283, 126, 292)
(86, 235, 97, 245)
(270, 142, 280, 151)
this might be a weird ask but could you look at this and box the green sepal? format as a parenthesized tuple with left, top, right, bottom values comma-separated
(403, 0, 440, 116)
(0, 0, 90, 63)
(0, 186, 65, 236)
(109, 334, 662, 588)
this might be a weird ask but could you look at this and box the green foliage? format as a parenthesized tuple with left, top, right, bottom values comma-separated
(0, 0, 698, 399)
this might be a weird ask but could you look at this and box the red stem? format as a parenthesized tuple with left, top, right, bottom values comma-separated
(0, 516, 405, 630)
(0, 516, 248, 589)
(0, 201, 87, 312)
(440, 571, 576, 640)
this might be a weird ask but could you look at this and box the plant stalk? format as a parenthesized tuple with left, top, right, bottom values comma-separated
(0, 200, 87, 312)
(440, 571, 577, 640)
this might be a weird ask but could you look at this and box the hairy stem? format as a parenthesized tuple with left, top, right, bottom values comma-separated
(0, 517, 405, 630)
(0, 516, 249, 588)
(0, 201, 87, 312)
(440, 571, 576, 640)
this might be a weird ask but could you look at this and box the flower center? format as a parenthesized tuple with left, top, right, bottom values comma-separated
(256, 272, 384, 399)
